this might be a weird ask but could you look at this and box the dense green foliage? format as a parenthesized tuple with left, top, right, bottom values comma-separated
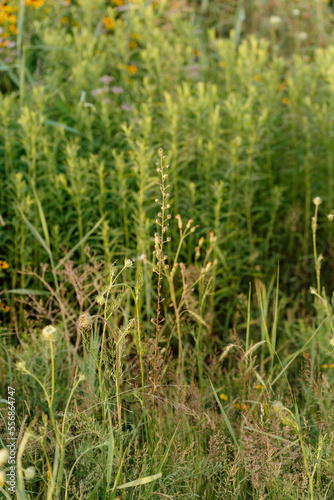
(1, 1, 334, 499)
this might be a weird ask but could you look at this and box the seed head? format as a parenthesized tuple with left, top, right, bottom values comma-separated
(313, 196, 322, 206)
(24, 467, 36, 481)
(42, 325, 56, 341)
(79, 313, 93, 330)
(0, 448, 9, 467)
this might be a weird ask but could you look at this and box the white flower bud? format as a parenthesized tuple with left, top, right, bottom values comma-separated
(42, 325, 56, 340)
(0, 448, 9, 467)
(24, 466, 36, 481)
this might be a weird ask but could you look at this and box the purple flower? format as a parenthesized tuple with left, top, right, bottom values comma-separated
(122, 103, 133, 111)
(99, 75, 114, 85)
(91, 88, 104, 97)
(111, 86, 124, 94)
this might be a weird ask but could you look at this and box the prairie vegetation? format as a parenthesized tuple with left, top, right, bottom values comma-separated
(1, 0, 334, 498)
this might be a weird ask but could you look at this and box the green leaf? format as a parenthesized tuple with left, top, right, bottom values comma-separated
(6, 289, 50, 295)
(118, 472, 162, 490)
(107, 410, 114, 485)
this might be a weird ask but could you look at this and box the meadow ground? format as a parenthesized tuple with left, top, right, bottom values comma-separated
(1, 0, 334, 498)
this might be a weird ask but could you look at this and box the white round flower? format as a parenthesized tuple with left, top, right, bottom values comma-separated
(42, 325, 56, 340)
(0, 448, 9, 467)
(297, 32, 308, 41)
(292, 8, 300, 16)
(269, 15, 282, 26)
(313, 197, 322, 206)
(24, 466, 36, 481)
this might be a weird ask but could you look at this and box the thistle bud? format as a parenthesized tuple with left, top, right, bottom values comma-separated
(79, 313, 93, 330)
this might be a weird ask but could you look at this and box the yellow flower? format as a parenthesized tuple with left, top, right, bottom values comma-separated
(219, 393, 228, 401)
(254, 74, 262, 82)
(112, 0, 125, 5)
(193, 48, 199, 56)
(282, 97, 290, 105)
(321, 364, 329, 369)
(127, 64, 137, 74)
(255, 384, 263, 390)
(234, 403, 247, 410)
(103, 17, 115, 30)
(129, 40, 138, 49)
(0, 303, 10, 312)
(0, 261, 9, 269)
(8, 14, 17, 23)
(9, 24, 18, 35)
(25, 0, 45, 7)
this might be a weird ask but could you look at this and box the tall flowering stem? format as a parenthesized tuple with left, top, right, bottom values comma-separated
(152, 148, 171, 392)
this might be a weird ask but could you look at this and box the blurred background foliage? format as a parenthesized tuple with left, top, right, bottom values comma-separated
(1, 0, 334, 333)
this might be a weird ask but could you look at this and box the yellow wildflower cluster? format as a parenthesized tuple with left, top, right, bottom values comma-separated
(0, 261, 9, 269)
(234, 403, 247, 410)
(0, 3, 18, 42)
(25, 0, 45, 7)
(0, 303, 10, 312)
(103, 16, 115, 30)
(321, 363, 334, 369)
(219, 393, 228, 401)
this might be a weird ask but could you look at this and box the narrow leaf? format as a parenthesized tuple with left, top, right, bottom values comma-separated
(118, 472, 162, 490)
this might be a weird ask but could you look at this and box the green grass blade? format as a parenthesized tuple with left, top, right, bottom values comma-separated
(106, 410, 114, 486)
(210, 379, 239, 449)
(118, 472, 162, 490)
(55, 215, 105, 271)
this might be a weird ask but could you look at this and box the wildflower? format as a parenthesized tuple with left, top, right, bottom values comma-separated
(292, 8, 300, 16)
(220, 393, 228, 401)
(0, 448, 9, 467)
(112, 0, 125, 5)
(25, 0, 45, 7)
(111, 86, 124, 94)
(253, 74, 262, 82)
(321, 364, 329, 369)
(255, 384, 263, 390)
(42, 325, 56, 340)
(127, 64, 137, 74)
(0, 470, 6, 488)
(198, 236, 204, 247)
(78, 313, 92, 330)
(103, 17, 115, 30)
(91, 88, 104, 97)
(0, 303, 10, 312)
(99, 75, 114, 85)
(121, 103, 133, 111)
(234, 403, 247, 410)
(24, 467, 36, 480)
(269, 15, 282, 26)
(282, 97, 290, 105)
(313, 196, 322, 206)
(297, 32, 308, 41)
(129, 40, 138, 49)
(331, 364, 334, 368)
(0, 261, 9, 269)
(124, 258, 133, 268)
(193, 48, 199, 56)
(278, 82, 286, 91)
(9, 24, 18, 35)
(327, 213, 334, 221)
